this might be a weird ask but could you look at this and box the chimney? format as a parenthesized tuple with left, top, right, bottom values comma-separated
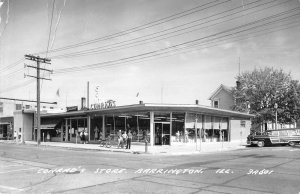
(81, 97, 86, 109)
(139, 101, 143, 104)
(236, 80, 241, 90)
(195, 100, 199, 105)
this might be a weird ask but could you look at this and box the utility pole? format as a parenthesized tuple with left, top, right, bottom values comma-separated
(24, 54, 52, 146)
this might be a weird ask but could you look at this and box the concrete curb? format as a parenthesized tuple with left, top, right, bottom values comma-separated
(0, 140, 247, 155)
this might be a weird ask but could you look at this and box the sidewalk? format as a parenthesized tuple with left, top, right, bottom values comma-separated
(1, 140, 247, 155)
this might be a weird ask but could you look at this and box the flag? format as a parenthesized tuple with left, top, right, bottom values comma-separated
(56, 89, 60, 97)
(136, 92, 139, 97)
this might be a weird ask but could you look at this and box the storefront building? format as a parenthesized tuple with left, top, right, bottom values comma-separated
(38, 103, 253, 145)
(0, 116, 13, 140)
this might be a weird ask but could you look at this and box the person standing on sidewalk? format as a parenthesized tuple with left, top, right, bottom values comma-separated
(126, 130, 133, 149)
(122, 131, 128, 149)
(80, 130, 84, 144)
(84, 130, 89, 144)
(117, 130, 123, 148)
(46, 132, 50, 142)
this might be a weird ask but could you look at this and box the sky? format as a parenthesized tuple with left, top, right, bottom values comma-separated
(0, 0, 300, 109)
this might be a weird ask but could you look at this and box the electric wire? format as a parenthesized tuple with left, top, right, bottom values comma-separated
(0, 58, 24, 72)
(1, 1, 299, 92)
(0, 0, 229, 75)
(53, 9, 300, 73)
(35, 0, 230, 54)
(1, 2, 293, 77)
(53, 21, 300, 74)
(2, 15, 299, 92)
(51, 0, 287, 59)
(0, 79, 35, 93)
(41, 0, 56, 90)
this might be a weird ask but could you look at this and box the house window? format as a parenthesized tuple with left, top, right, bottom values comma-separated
(50, 107, 54, 109)
(213, 100, 219, 108)
(240, 120, 246, 128)
(25, 105, 30, 109)
(16, 104, 22, 110)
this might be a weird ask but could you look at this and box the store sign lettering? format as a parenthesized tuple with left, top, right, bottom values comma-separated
(90, 100, 116, 110)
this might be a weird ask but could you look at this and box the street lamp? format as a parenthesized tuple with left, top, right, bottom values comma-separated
(274, 103, 278, 130)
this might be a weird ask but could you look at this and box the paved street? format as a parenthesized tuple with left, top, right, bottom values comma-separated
(0, 143, 300, 194)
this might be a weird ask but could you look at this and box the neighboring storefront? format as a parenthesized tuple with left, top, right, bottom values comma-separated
(0, 116, 13, 140)
(38, 103, 253, 145)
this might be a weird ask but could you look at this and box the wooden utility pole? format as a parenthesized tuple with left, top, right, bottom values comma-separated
(24, 54, 52, 146)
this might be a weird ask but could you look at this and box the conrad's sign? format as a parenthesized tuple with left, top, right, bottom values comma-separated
(90, 100, 116, 110)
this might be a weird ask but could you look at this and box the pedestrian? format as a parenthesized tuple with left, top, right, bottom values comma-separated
(176, 131, 180, 142)
(126, 130, 133, 149)
(46, 132, 50, 142)
(122, 131, 128, 149)
(117, 130, 123, 148)
(179, 131, 182, 142)
(204, 129, 208, 142)
(94, 126, 99, 141)
(84, 130, 89, 144)
(184, 129, 189, 143)
(80, 130, 85, 144)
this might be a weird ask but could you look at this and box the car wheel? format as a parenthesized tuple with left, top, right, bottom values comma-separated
(257, 141, 264, 147)
(288, 141, 295, 146)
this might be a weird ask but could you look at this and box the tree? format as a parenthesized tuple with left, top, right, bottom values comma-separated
(232, 67, 300, 126)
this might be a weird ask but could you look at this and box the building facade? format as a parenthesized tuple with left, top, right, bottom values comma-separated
(0, 98, 64, 140)
(18, 103, 253, 146)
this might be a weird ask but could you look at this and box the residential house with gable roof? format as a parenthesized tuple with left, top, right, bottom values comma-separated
(208, 84, 234, 110)
(208, 84, 297, 132)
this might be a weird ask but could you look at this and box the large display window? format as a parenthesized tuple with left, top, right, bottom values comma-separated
(94, 112, 151, 142)
(171, 112, 185, 143)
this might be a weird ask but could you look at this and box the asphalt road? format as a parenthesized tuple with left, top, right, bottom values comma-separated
(0, 143, 300, 194)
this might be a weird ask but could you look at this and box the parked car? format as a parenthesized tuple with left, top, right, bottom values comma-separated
(247, 128, 300, 147)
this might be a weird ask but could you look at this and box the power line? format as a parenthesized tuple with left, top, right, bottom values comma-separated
(55, 16, 300, 73)
(0, 0, 228, 76)
(0, 58, 24, 72)
(1, 0, 290, 79)
(0, 79, 35, 93)
(95, 22, 300, 72)
(45, 0, 56, 57)
(2, 16, 299, 93)
(53, 21, 300, 74)
(51, 0, 287, 59)
(53, 9, 300, 73)
(35, 0, 230, 54)
(41, 0, 56, 92)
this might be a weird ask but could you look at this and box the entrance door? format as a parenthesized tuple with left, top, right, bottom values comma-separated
(162, 123, 170, 145)
(154, 122, 170, 145)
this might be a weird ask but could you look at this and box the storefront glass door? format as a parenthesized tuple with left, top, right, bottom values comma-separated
(154, 122, 170, 145)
